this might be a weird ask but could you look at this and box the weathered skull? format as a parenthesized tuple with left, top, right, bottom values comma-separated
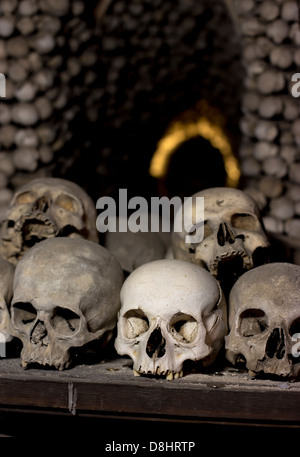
(10, 237, 124, 370)
(172, 187, 270, 292)
(115, 259, 227, 380)
(225, 263, 300, 378)
(104, 217, 166, 274)
(0, 177, 98, 265)
(0, 257, 15, 343)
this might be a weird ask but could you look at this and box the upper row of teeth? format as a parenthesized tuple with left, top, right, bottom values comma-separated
(134, 369, 183, 381)
(210, 250, 251, 270)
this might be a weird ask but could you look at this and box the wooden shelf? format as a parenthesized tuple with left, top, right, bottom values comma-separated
(0, 357, 299, 427)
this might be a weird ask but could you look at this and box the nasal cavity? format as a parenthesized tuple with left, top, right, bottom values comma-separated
(217, 223, 235, 246)
(146, 328, 166, 359)
(30, 320, 48, 344)
(217, 223, 225, 246)
(33, 196, 49, 213)
(266, 327, 285, 359)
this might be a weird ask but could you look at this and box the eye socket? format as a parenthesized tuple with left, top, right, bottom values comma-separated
(12, 302, 37, 327)
(51, 307, 80, 336)
(289, 317, 300, 337)
(231, 213, 257, 231)
(15, 192, 36, 205)
(203, 221, 213, 239)
(56, 194, 80, 213)
(188, 221, 213, 253)
(123, 309, 149, 339)
(170, 313, 198, 344)
(239, 309, 268, 337)
(188, 221, 213, 239)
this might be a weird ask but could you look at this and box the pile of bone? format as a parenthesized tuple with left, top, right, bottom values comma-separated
(0, 0, 98, 218)
(231, 0, 300, 246)
(0, 0, 242, 216)
(87, 0, 241, 126)
(0, 178, 299, 381)
(0, 177, 123, 370)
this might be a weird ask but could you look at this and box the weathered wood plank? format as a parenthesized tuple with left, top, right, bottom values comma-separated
(0, 357, 299, 424)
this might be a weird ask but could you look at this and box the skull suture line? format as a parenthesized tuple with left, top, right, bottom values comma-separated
(225, 263, 300, 378)
(0, 257, 15, 344)
(10, 237, 124, 370)
(115, 259, 227, 380)
(171, 188, 270, 291)
(0, 177, 98, 265)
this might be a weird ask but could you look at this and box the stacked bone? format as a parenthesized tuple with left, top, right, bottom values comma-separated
(0, 0, 242, 210)
(80, 0, 243, 194)
(230, 0, 300, 259)
(87, 0, 241, 125)
(0, 0, 98, 220)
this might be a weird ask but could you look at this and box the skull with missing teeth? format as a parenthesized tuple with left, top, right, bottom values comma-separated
(172, 187, 270, 286)
(115, 259, 227, 380)
(225, 263, 300, 378)
(10, 238, 123, 370)
(0, 177, 98, 265)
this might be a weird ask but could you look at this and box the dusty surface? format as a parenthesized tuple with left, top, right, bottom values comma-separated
(0, 355, 299, 393)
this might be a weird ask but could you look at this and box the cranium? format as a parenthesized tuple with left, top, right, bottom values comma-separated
(10, 237, 124, 370)
(0, 177, 98, 265)
(115, 259, 227, 380)
(0, 257, 15, 344)
(172, 187, 270, 293)
(225, 263, 300, 378)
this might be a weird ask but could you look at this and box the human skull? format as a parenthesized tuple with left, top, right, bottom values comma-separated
(172, 187, 270, 291)
(115, 259, 227, 380)
(225, 263, 300, 378)
(104, 217, 166, 274)
(0, 257, 15, 344)
(0, 177, 98, 265)
(10, 237, 124, 370)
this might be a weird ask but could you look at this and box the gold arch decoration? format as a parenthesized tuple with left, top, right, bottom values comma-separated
(149, 100, 241, 188)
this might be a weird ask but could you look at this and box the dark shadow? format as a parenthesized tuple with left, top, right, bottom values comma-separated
(162, 136, 227, 199)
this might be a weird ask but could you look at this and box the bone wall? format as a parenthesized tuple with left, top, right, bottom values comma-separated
(0, 0, 100, 220)
(1, 0, 299, 259)
(230, 0, 300, 259)
(0, 0, 243, 212)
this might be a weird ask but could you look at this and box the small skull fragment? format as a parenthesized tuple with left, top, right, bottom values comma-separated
(0, 177, 98, 265)
(115, 259, 227, 380)
(225, 263, 300, 378)
(10, 238, 124, 370)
